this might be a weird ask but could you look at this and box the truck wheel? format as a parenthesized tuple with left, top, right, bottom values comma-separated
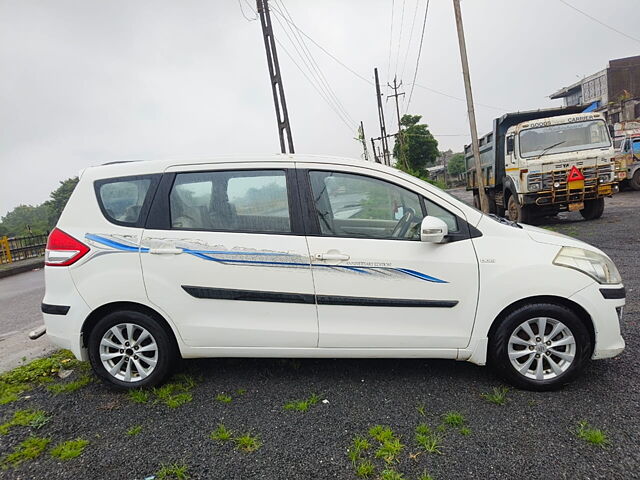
(488, 303, 591, 391)
(630, 170, 640, 191)
(580, 198, 605, 220)
(507, 195, 532, 223)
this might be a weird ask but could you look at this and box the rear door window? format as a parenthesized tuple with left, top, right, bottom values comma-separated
(95, 176, 158, 226)
(169, 170, 292, 233)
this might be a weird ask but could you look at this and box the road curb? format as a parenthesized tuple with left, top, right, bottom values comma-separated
(0, 260, 44, 279)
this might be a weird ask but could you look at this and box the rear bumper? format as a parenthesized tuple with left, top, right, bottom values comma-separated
(569, 282, 625, 360)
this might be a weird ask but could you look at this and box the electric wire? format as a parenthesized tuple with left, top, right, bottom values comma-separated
(411, 82, 509, 111)
(404, 0, 430, 113)
(238, 0, 257, 21)
(385, 0, 396, 91)
(393, 0, 407, 81)
(558, 0, 640, 45)
(400, 0, 421, 82)
(272, 0, 357, 128)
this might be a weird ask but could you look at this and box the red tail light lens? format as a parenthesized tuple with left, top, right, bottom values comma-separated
(45, 228, 90, 266)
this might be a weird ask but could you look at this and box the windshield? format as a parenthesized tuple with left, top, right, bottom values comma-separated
(518, 119, 610, 158)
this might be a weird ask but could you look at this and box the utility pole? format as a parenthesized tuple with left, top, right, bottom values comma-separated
(257, 0, 294, 154)
(359, 121, 370, 161)
(374, 68, 390, 165)
(370, 138, 380, 163)
(453, 0, 489, 212)
(387, 76, 406, 170)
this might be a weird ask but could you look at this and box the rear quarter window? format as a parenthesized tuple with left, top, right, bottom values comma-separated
(95, 175, 159, 226)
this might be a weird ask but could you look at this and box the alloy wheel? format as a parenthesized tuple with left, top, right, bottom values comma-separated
(99, 323, 158, 383)
(508, 317, 576, 381)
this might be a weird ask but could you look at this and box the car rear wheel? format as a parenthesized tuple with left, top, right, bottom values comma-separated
(489, 303, 591, 391)
(88, 310, 175, 389)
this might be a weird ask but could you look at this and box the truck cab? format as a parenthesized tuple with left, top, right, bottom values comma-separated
(466, 108, 618, 223)
(614, 134, 640, 190)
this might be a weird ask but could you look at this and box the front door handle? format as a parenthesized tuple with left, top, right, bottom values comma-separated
(149, 248, 183, 255)
(314, 252, 350, 261)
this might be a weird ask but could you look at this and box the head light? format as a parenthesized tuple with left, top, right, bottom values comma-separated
(553, 247, 622, 285)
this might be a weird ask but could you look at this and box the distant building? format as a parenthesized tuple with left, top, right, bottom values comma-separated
(550, 55, 640, 124)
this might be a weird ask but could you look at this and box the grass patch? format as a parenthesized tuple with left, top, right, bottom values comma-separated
(0, 409, 49, 435)
(368, 425, 394, 443)
(236, 388, 247, 396)
(416, 404, 426, 417)
(283, 393, 320, 412)
(127, 389, 150, 404)
(1, 436, 51, 469)
(0, 350, 86, 404)
(481, 386, 510, 405)
(50, 438, 89, 460)
(355, 460, 376, 478)
(153, 374, 199, 408)
(210, 424, 233, 442)
(415, 424, 443, 455)
(215, 393, 232, 404)
(460, 426, 472, 436)
(375, 438, 404, 464)
(126, 425, 142, 436)
(418, 471, 435, 480)
(380, 469, 405, 480)
(47, 375, 92, 394)
(575, 421, 609, 447)
(348, 435, 372, 464)
(235, 433, 261, 452)
(156, 462, 190, 480)
(442, 411, 465, 428)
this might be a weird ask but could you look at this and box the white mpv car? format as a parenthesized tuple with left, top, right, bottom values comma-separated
(41, 155, 625, 391)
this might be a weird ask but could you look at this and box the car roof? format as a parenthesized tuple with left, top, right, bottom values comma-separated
(83, 154, 377, 178)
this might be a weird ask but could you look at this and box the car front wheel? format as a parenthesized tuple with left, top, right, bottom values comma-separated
(489, 303, 591, 391)
(88, 310, 175, 389)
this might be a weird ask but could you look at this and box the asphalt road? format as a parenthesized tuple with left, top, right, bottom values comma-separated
(1, 190, 638, 479)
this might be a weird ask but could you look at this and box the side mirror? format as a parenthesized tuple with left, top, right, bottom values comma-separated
(420, 216, 448, 243)
(506, 136, 514, 154)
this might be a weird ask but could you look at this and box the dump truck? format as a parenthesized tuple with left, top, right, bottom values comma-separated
(612, 122, 640, 190)
(465, 106, 618, 223)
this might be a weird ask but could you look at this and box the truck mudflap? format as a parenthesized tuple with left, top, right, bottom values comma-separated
(522, 164, 617, 207)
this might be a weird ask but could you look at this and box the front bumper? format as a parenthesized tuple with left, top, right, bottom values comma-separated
(569, 282, 625, 360)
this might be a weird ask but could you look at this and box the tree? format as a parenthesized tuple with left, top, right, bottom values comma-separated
(447, 153, 466, 178)
(44, 177, 79, 227)
(393, 114, 439, 177)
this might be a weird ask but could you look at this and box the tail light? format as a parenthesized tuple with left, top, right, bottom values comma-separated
(45, 228, 90, 266)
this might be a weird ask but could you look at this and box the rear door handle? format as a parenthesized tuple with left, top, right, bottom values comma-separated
(149, 248, 183, 255)
(314, 252, 350, 261)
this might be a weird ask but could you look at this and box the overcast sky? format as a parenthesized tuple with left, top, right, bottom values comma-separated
(1, 0, 638, 216)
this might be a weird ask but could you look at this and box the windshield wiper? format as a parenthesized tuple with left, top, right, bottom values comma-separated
(537, 140, 566, 159)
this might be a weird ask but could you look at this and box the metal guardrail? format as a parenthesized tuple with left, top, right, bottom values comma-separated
(0, 233, 48, 264)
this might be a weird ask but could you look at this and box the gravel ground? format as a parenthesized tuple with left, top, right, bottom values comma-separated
(1, 191, 639, 480)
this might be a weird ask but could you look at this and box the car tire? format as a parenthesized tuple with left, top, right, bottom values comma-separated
(489, 303, 591, 391)
(629, 170, 640, 191)
(579, 198, 605, 220)
(88, 310, 175, 390)
(507, 195, 532, 224)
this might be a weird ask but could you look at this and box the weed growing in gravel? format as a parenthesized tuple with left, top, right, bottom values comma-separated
(380, 469, 405, 480)
(210, 424, 233, 442)
(348, 435, 372, 464)
(215, 393, 233, 404)
(418, 470, 435, 480)
(368, 425, 394, 443)
(481, 386, 510, 405)
(443, 411, 465, 428)
(283, 393, 320, 412)
(0, 350, 85, 404)
(126, 425, 142, 436)
(355, 460, 376, 478)
(415, 424, 443, 455)
(50, 438, 89, 460)
(153, 374, 199, 408)
(416, 404, 426, 417)
(47, 375, 92, 394)
(375, 438, 404, 464)
(236, 388, 247, 396)
(0, 436, 51, 469)
(128, 389, 150, 404)
(575, 421, 609, 447)
(235, 432, 262, 452)
(156, 462, 190, 480)
(0, 409, 49, 435)
(460, 426, 472, 436)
